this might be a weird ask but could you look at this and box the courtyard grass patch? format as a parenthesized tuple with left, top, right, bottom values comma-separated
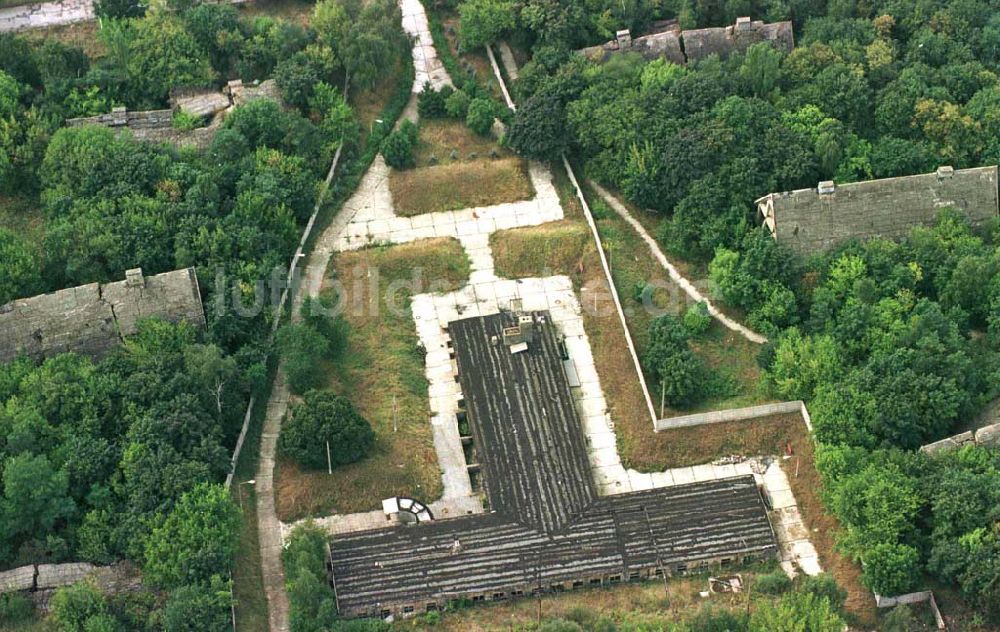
(412, 119, 511, 168)
(389, 157, 533, 216)
(274, 238, 470, 520)
(23, 21, 105, 59)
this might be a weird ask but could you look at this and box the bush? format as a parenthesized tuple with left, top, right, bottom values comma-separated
(417, 83, 452, 118)
(280, 390, 375, 470)
(688, 605, 749, 632)
(863, 542, 921, 596)
(380, 119, 419, 169)
(50, 581, 107, 632)
(171, 110, 200, 131)
(683, 301, 712, 336)
(796, 573, 847, 612)
(445, 89, 472, 119)
(754, 570, 792, 595)
(644, 314, 710, 408)
(0, 593, 33, 623)
(162, 576, 233, 632)
(276, 323, 331, 395)
(466, 97, 496, 136)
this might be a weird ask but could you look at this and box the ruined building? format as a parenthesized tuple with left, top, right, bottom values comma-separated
(0, 267, 206, 364)
(578, 17, 794, 64)
(756, 165, 1000, 255)
(65, 79, 283, 149)
(327, 311, 777, 618)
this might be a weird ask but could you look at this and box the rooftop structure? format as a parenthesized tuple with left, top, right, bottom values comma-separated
(328, 311, 777, 618)
(578, 17, 793, 64)
(0, 267, 206, 364)
(756, 166, 1000, 255)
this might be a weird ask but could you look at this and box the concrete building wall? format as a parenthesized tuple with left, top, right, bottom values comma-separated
(758, 166, 1000, 255)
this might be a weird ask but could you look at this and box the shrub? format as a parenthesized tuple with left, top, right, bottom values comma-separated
(862, 542, 921, 596)
(380, 119, 419, 169)
(688, 604, 749, 632)
(0, 593, 33, 623)
(50, 581, 107, 632)
(466, 97, 496, 136)
(280, 390, 375, 470)
(162, 576, 233, 632)
(171, 110, 200, 131)
(417, 83, 452, 119)
(644, 314, 710, 408)
(445, 89, 472, 119)
(796, 574, 847, 612)
(683, 301, 712, 336)
(276, 323, 331, 395)
(754, 570, 792, 595)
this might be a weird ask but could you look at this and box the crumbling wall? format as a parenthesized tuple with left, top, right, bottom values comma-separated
(0, 268, 206, 364)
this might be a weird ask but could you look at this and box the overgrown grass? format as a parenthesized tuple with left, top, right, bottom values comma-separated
(273, 238, 470, 519)
(0, 195, 45, 250)
(23, 21, 105, 59)
(412, 119, 512, 167)
(395, 565, 784, 631)
(390, 157, 534, 216)
(238, 0, 314, 25)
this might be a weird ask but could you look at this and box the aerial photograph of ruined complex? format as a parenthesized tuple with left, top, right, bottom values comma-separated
(1, 0, 999, 630)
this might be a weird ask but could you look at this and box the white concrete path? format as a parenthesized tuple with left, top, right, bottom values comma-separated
(401, 0, 452, 92)
(0, 0, 93, 32)
(589, 180, 769, 345)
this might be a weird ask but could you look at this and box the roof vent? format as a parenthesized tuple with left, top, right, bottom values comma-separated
(735, 16, 752, 31)
(936, 166, 955, 180)
(125, 268, 145, 289)
(817, 181, 836, 195)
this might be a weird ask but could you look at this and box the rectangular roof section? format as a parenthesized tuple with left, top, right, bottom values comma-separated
(757, 166, 1000, 254)
(448, 311, 596, 532)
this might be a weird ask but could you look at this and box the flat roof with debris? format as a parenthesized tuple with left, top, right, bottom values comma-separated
(328, 311, 777, 617)
(0, 267, 206, 364)
(756, 165, 1000, 254)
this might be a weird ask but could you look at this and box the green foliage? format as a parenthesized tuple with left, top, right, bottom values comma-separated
(862, 542, 920, 596)
(644, 314, 710, 408)
(445, 89, 472, 119)
(458, 0, 517, 49)
(143, 483, 241, 590)
(171, 110, 200, 131)
(0, 453, 75, 549)
(687, 605, 749, 632)
(417, 83, 453, 119)
(754, 570, 793, 595)
(284, 523, 339, 632)
(279, 390, 374, 470)
(795, 574, 847, 612)
(0, 592, 33, 623)
(683, 301, 712, 336)
(466, 97, 497, 136)
(276, 323, 332, 395)
(94, 0, 143, 19)
(50, 582, 107, 632)
(0, 227, 41, 305)
(748, 591, 844, 632)
(312, 0, 407, 90)
(162, 575, 234, 632)
(380, 119, 419, 170)
(537, 620, 584, 632)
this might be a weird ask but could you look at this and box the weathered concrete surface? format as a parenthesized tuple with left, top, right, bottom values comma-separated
(590, 180, 768, 345)
(401, 0, 451, 92)
(654, 401, 804, 432)
(0, 0, 93, 32)
(256, 370, 291, 632)
(758, 165, 999, 255)
(0, 267, 205, 364)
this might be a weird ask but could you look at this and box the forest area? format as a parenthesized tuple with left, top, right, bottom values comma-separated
(0, 0, 410, 628)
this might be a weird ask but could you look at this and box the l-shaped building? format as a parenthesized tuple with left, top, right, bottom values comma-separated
(326, 311, 777, 618)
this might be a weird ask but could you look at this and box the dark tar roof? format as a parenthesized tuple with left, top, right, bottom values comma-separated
(328, 312, 777, 616)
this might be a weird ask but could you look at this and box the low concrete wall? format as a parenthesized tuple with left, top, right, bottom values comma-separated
(874, 590, 945, 629)
(654, 401, 805, 432)
(920, 422, 1000, 455)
